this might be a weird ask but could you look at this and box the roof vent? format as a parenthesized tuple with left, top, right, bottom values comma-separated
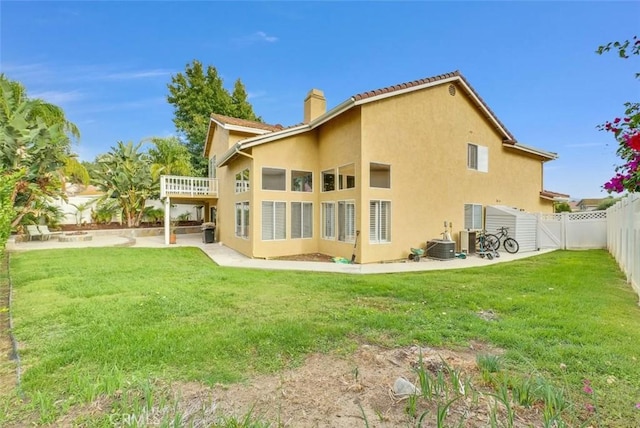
(448, 84, 456, 96)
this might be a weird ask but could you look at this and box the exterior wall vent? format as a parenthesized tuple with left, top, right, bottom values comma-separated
(448, 84, 456, 96)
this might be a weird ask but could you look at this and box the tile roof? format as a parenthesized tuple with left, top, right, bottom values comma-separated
(540, 190, 571, 199)
(352, 70, 517, 142)
(210, 113, 284, 132)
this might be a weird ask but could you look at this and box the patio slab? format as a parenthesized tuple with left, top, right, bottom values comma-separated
(6, 233, 554, 274)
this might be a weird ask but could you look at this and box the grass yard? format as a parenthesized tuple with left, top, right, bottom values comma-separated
(1, 248, 639, 426)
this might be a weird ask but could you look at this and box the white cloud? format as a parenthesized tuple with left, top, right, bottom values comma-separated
(247, 90, 267, 100)
(564, 142, 604, 148)
(255, 31, 278, 43)
(233, 31, 279, 45)
(103, 69, 174, 80)
(30, 90, 84, 104)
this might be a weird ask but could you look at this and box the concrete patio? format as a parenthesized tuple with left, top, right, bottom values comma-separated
(6, 232, 554, 274)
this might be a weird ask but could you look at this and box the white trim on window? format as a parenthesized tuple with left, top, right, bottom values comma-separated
(262, 201, 286, 240)
(369, 200, 391, 243)
(338, 200, 356, 242)
(321, 201, 335, 239)
(261, 167, 286, 191)
(464, 203, 483, 230)
(291, 202, 313, 239)
(235, 168, 250, 193)
(467, 143, 488, 173)
(235, 201, 250, 239)
(369, 162, 391, 188)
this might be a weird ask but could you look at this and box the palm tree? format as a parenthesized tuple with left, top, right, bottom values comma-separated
(92, 141, 155, 227)
(147, 136, 193, 179)
(0, 75, 79, 228)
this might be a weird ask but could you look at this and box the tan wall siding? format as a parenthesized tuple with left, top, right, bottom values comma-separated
(358, 83, 551, 263)
(250, 133, 321, 258)
(217, 156, 253, 256)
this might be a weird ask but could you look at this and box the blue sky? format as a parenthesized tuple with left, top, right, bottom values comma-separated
(1, 1, 639, 200)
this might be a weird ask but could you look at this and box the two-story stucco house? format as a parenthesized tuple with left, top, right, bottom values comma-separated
(161, 71, 564, 263)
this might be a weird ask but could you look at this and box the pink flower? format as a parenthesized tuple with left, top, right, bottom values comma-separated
(636, 403, 640, 409)
(627, 134, 640, 151)
(585, 403, 595, 412)
(583, 379, 593, 394)
(614, 117, 621, 124)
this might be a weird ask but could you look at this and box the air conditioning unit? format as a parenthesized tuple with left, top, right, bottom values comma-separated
(426, 240, 455, 260)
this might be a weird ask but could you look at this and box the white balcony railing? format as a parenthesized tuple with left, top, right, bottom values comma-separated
(160, 175, 218, 198)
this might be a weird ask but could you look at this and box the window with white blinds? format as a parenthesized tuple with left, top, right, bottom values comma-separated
(369, 200, 390, 243)
(338, 201, 356, 242)
(262, 201, 286, 240)
(464, 203, 483, 230)
(235, 201, 249, 238)
(291, 202, 313, 239)
(321, 202, 335, 239)
(467, 143, 488, 172)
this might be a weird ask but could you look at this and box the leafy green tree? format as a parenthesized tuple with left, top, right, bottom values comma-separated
(167, 60, 260, 176)
(0, 170, 21, 254)
(92, 141, 155, 227)
(0, 75, 78, 228)
(147, 136, 193, 180)
(596, 197, 619, 210)
(64, 156, 90, 185)
(553, 202, 572, 213)
(230, 79, 260, 121)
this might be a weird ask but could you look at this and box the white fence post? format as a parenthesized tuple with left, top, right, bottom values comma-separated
(606, 194, 640, 298)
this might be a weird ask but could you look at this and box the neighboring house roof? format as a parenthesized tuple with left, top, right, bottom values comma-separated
(540, 190, 570, 201)
(216, 71, 558, 167)
(577, 198, 613, 209)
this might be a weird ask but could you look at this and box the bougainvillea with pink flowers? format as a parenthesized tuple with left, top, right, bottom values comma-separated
(597, 36, 639, 193)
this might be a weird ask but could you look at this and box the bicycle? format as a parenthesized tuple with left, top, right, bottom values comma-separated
(485, 226, 520, 253)
(475, 230, 499, 259)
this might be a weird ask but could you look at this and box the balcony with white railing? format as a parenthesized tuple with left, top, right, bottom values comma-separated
(160, 175, 218, 199)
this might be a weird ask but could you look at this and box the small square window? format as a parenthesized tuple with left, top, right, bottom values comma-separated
(322, 169, 335, 192)
(262, 167, 286, 191)
(292, 170, 313, 192)
(338, 164, 356, 190)
(370, 163, 390, 188)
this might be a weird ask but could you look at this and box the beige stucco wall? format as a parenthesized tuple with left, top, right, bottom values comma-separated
(211, 82, 554, 263)
(358, 82, 551, 262)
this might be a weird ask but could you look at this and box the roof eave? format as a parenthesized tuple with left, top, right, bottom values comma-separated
(503, 142, 558, 161)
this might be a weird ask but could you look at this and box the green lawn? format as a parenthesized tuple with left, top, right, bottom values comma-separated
(2, 248, 640, 426)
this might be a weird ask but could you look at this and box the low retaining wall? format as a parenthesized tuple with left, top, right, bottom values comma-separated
(15, 226, 202, 243)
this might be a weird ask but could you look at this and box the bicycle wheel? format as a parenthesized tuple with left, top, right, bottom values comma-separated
(504, 238, 519, 253)
(485, 234, 500, 251)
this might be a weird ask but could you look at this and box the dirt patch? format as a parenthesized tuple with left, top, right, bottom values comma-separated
(272, 253, 335, 263)
(0, 255, 17, 397)
(52, 342, 545, 427)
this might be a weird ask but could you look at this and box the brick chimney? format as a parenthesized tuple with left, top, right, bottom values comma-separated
(304, 89, 326, 123)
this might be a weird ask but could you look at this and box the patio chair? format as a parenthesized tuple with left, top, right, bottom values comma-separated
(36, 225, 54, 241)
(26, 225, 43, 241)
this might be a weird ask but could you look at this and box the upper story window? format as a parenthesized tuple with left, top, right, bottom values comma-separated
(235, 168, 250, 193)
(292, 170, 313, 192)
(467, 143, 488, 172)
(262, 167, 286, 191)
(370, 163, 391, 188)
(322, 169, 335, 192)
(338, 164, 356, 190)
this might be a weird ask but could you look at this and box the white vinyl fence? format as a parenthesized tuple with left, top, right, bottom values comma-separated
(536, 211, 607, 250)
(607, 194, 640, 296)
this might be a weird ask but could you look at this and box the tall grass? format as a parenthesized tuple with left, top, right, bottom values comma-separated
(2, 248, 639, 426)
